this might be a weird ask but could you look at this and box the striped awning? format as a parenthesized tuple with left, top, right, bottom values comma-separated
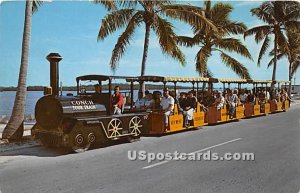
(252, 80, 273, 84)
(132, 76, 217, 83)
(218, 78, 249, 83)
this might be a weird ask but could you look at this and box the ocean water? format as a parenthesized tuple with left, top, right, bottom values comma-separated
(0, 91, 76, 116)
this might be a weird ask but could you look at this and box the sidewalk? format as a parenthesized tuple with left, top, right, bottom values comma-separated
(0, 123, 38, 152)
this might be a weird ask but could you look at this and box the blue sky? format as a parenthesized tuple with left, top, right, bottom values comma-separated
(0, 0, 299, 87)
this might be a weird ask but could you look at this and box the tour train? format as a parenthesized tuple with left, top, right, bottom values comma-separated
(32, 53, 290, 152)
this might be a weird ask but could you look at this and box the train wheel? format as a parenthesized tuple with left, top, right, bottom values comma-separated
(107, 118, 123, 139)
(129, 116, 142, 136)
(72, 134, 90, 153)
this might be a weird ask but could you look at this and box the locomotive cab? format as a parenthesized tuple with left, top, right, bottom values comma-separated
(33, 73, 148, 152)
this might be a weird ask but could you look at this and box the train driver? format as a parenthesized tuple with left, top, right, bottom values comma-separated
(161, 88, 175, 131)
(112, 86, 123, 114)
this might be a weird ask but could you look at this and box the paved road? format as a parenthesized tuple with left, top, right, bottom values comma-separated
(0, 104, 299, 193)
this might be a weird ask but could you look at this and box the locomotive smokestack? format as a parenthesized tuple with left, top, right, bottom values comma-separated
(46, 53, 62, 96)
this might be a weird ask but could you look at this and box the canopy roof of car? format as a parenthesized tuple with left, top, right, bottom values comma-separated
(218, 78, 250, 83)
(127, 76, 218, 83)
(76, 75, 289, 84)
(76, 75, 137, 82)
(219, 79, 290, 84)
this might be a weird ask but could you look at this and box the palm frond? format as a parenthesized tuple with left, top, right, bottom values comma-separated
(244, 25, 271, 42)
(195, 45, 211, 76)
(162, 5, 217, 32)
(285, 20, 300, 31)
(267, 53, 285, 68)
(257, 35, 270, 66)
(250, 5, 273, 24)
(220, 52, 251, 79)
(98, 9, 137, 41)
(291, 60, 300, 75)
(161, 4, 203, 14)
(153, 15, 186, 65)
(222, 22, 247, 35)
(175, 36, 198, 48)
(215, 38, 252, 60)
(210, 2, 232, 22)
(93, 0, 117, 11)
(110, 12, 142, 70)
(276, 30, 290, 56)
(119, 0, 138, 9)
(284, 8, 300, 21)
(32, 1, 43, 13)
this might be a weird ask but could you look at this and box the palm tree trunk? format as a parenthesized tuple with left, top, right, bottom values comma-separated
(139, 22, 150, 93)
(2, 1, 33, 140)
(288, 62, 292, 97)
(271, 34, 277, 90)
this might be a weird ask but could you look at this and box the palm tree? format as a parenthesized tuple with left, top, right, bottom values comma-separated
(244, 1, 300, 89)
(96, 0, 217, 91)
(2, 1, 42, 140)
(175, 1, 252, 79)
(267, 29, 300, 96)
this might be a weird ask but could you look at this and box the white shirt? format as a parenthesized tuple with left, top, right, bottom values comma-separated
(215, 95, 225, 104)
(239, 93, 248, 102)
(145, 99, 154, 108)
(228, 94, 238, 107)
(161, 95, 175, 111)
(266, 91, 270, 100)
(135, 98, 145, 108)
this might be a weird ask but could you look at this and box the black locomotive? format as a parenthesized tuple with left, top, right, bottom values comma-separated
(32, 53, 148, 152)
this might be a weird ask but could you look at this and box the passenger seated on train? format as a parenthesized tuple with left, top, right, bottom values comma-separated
(238, 89, 247, 104)
(280, 88, 290, 109)
(161, 88, 175, 130)
(178, 92, 187, 113)
(202, 90, 215, 107)
(94, 84, 102, 94)
(213, 91, 225, 110)
(151, 91, 162, 110)
(246, 90, 255, 104)
(145, 92, 154, 109)
(112, 86, 123, 115)
(258, 92, 266, 112)
(270, 89, 278, 107)
(183, 91, 197, 127)
(263, 88, 270, 101)
(197, 91, 203, 104)
(169, 90, 176, 99)
(134, 91, 145, 109)
(226, 89, 238, 119)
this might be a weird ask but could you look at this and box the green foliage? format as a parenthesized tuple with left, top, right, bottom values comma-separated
(97, 0, 217, 73)
(176, 0, 252, 79)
